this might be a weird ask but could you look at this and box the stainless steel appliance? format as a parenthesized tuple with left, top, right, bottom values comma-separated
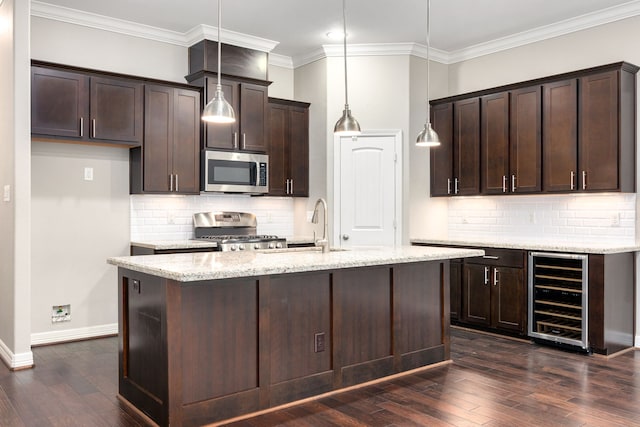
(193, 211, 286, 252)
(202, 150, 268, 194)
(528, 252, 589, 351)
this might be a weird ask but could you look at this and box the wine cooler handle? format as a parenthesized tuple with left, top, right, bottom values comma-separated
(484, 266, 489, 285)
(493, 268, 499, 286)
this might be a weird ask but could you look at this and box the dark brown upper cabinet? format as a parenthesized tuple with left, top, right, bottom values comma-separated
(130, 85, 201, 194)
(267, 98, 310, 197)
(431, 61, 637, 197)
(481, 88, 542, 195)
(454, 98, 481, 196)
(430, 103, 454, 197)
(31, 65, 143, 146)
(202, 76, 269, 153)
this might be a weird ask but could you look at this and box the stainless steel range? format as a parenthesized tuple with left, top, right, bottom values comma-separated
(193, 211, 286, 252)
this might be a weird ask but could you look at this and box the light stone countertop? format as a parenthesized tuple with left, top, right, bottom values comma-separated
(410, 238, 640, 254)
(107, 245, 484, 282)
(130, 240, 218, 250)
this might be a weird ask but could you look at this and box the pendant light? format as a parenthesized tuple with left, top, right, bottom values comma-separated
(416, 0, 440, 147)
(334, 0, 361, 136)
(202, 0, 236, 123)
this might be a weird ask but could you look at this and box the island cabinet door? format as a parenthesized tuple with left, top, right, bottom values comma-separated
(332, 266, 394, 388)
(268, 272, 333, 406)
(177, 279, 261, 426)
(393, 262, 447, 371)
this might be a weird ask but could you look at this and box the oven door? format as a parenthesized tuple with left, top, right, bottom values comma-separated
(203, 151, 268, 193)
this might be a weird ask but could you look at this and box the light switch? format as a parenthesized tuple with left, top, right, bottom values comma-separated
(3, 185, 10, 202)
(84, 167, 94, 181)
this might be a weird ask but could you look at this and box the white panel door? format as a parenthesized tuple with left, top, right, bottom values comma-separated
(338, 134, 398, 247)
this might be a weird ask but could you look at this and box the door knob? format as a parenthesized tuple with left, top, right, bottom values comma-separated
(342, 234, 350, 240)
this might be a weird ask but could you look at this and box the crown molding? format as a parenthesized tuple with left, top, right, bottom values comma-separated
(32, 0, 640, 68)
(447, 0, 640, 63)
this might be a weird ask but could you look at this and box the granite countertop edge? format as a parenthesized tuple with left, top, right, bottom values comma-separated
(410, 238, 640, 254)
(130, 240, 218, 250)
(108, 246, 484, 282)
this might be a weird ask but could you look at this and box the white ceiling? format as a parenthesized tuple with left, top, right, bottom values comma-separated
(32, 0, 640, 64)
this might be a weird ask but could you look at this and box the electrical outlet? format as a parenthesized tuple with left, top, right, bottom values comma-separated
(611, 212, 620, 227)
(84, 167, 94, 181)
(3, 185, 10, 202)
(51, 304, 71, 323)
(314, 332, 325, 353)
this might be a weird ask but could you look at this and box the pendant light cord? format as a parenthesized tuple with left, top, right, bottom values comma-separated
(217, 0, 222, 90)
(342, 0, 349, 108)
(425, 0, 431, 123)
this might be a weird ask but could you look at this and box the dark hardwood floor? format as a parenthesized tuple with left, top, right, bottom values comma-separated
(2, 328, 640, 426)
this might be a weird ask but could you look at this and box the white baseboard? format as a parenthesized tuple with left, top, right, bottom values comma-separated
(30, 323, 118, 346)
(0, 338, 34, 370)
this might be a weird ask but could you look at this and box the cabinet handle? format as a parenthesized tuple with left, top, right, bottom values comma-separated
(511, 174, 516, 192)
(484, 266, 489, 285)
(454, 178, 459, 195)
(570, 171, 575, 190)
(286, 179, 290, 194)
(233, 132, 238, 149)
(582, 171, 587, 190)
(493, 268, 499, 286)
(169, 174, 174, 192)
(447, 178, 451, 195)
(482, 255, 499, 260)
(79, 117, 84, 137)
(242, 133, 246, 150)
(92, 119, 96, 138)
(175, 174, 179, 192)
(502, 176, 507, 193)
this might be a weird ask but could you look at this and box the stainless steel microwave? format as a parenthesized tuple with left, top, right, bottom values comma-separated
(202, 150, 269, 194)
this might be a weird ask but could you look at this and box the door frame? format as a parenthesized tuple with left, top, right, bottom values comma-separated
(332, 129, 403, 248)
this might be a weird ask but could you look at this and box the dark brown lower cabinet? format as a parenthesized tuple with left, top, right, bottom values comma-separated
(118, 260, 449, 427)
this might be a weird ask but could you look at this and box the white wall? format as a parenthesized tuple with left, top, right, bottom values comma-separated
(268, 64, 294, 99)
(0, 0, 33, 368)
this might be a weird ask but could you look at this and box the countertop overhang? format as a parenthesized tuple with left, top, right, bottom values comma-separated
(410, 238, 640, 254)
(108, 245, 484, 282)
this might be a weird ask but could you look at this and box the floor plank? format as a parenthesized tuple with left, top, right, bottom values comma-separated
(1, 329, 640, 426)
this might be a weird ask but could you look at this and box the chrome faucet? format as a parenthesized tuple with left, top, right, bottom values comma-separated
(311, 198, 329, 253)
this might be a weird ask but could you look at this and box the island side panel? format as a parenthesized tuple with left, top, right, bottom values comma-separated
(118, 269, 169, 427)
(179, 278, 261, 427)
(393, 261, 448, 371)
(268, 272, 333, 406)
(333, 266, 395, 388)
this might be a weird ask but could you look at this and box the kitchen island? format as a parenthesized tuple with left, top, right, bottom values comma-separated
(108, 246, 483, 427)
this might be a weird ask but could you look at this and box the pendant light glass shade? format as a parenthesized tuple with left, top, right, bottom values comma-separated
(334, 0, 361, 136)
(416, 0, 440, 147)
(202, 0, 236, 124)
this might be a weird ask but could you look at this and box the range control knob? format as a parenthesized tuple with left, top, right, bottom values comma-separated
(230, 244, 237, 251)
(268, 242, 276, 249)
(276, 242, 283, 248)
(254, 243, 261, 250)
(238, 244, 245, 251)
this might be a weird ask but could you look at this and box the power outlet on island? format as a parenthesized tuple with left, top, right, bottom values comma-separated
(314, 332, 325, 353)
(52, 304, 71, 323)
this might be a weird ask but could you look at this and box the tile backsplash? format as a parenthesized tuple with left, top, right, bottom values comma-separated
(448, 193, 636, 244)
(131, 194, 295, 241)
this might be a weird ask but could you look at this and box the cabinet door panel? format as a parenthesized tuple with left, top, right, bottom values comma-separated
(543, 79, 577, 192)
(31, 67, 89, 138)
(172, 89, 201, 194)
(463, 264, 491, 326)
(450, 261, 462, 322)
(267, 103, 289, 196)
(240, 84, 268, 152)
(454, 98, 480, 195)
(481, 92, 509, 194)
(430, 103, 454, 197)
(205, 79, 238, 150)
(143, 85, 172, 192)
(289, 106, 309, 196)
(579, 70, 619, 191)
(491, 266, 525, 333)
(510, 86, 542, 193)
(90, 76, 143, 144)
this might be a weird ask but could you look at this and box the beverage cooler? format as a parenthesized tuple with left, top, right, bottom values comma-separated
(528, 252, 589, 351)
